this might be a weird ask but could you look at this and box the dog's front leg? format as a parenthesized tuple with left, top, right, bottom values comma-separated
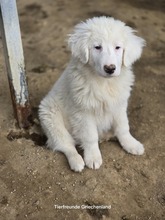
(75, 115, 102, 169)
(113, 106, 144, 155)
(83, 140, 102, 169)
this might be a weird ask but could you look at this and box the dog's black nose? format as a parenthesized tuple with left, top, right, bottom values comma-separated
(104, 64, 116, 74)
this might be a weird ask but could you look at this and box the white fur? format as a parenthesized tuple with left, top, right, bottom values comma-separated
(39, 17, 145, 172)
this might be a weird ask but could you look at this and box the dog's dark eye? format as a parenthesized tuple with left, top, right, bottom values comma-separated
(115, 46, 120, 50)
(95, 46, 102, 50)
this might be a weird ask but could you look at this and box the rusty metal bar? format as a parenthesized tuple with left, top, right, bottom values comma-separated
(0, 0, 32, 128)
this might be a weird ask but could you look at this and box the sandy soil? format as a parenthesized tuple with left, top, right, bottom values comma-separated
(0, 0, 165, 219)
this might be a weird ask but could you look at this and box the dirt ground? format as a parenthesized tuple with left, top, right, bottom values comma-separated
(0, 0, 165, 219)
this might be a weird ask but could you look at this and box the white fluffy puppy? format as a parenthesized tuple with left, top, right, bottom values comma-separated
(39, 17, 145, 172)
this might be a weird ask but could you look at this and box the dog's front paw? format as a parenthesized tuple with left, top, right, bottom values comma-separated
(125, 141, 144, 155)
(120, 134, 144, 155)
(68, 153, 85, 172)
(84, 149, 102, 169)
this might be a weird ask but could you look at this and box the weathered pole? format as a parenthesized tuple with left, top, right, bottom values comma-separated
(0, 0, 32, 128)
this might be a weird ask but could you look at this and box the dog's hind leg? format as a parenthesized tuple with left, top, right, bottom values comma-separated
(39, 99, 85, 172)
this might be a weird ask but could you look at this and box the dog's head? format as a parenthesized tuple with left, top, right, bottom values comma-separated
(68, 17, 145, 78)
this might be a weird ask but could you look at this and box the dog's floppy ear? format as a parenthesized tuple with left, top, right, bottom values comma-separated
(123, 27, 146, 67)
(68, 23, 90, 64)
